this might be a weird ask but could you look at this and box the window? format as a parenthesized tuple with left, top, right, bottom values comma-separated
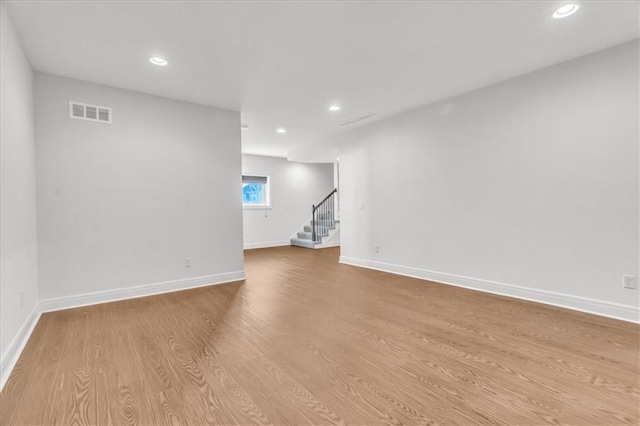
(242, 175, 270, 207)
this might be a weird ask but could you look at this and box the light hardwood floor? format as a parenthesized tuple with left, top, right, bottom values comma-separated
(1, 246, 638, 425)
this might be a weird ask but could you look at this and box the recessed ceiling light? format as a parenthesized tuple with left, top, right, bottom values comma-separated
(553, 4, 580, 19)
(329, 105, 341, 111)
(276, 128, 286, 133)
(149, 56, 168, 66)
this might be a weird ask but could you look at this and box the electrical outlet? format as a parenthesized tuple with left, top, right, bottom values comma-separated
(357, 202, 364, 210)
(373, 245, 380, 253)
(185, 258, 192, 268)
(623, 275, 637, 289)
(19, 291, 24, 307)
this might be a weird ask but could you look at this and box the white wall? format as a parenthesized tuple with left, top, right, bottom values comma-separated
(35, 73, 244, 300)
(0, 4, 39, 362)
(337, 40, 639, 321)
(242, 154, 334, 248)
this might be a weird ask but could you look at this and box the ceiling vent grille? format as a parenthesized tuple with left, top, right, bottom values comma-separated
(340, 113, 377, 127)
(69, 101, 112, 123)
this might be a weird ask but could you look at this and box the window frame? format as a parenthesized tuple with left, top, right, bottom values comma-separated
(242, 174, 271, 209)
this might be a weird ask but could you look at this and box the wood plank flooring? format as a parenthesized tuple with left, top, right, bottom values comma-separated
(1, 246, 638, 425)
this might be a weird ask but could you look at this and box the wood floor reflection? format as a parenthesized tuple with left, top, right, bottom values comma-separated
(1, 246, 638, 425)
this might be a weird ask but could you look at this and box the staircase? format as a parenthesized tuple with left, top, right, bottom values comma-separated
(291, 188, 339, 249)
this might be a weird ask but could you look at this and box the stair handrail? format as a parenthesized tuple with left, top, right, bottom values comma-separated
(312, 188, 338, 243)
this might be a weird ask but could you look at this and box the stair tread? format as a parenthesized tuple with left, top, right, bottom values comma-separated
(294, 218, 339, 249)
(290, 237, 317, 249)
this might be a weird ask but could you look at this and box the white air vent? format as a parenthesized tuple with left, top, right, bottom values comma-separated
(69, 101, 112, 123)
(340, 113, 377, 127)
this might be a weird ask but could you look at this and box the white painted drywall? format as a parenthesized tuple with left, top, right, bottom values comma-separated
(242, 154, 334, 248)
(34, 73, 244, 299)
(0, 4, 40, 359)
(336, 40, 639, 316)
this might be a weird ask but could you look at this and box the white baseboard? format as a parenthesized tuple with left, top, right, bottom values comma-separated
(244, 240, 291, 250)
(316, 240, 341, 248)
(0, 270, 246, 392)
(340, 256, 639, 324)
(39, 271, 246, 313)
(0, 303, 42, 392)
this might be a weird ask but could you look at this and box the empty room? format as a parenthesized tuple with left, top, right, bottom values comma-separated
(1, 1, 638, 425)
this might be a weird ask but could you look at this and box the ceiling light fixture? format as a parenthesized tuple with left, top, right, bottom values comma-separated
(149, 56, 168, 66)
(329, 105, 341, 111)
(552, 4, 580, 19)
(276, 128, 286, 133)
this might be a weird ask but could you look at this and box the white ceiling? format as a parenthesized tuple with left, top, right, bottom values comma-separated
(5, 0, 639, 160)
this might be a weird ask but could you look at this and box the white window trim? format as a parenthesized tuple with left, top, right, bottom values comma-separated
(242, 174, 271, 208)
(243, 205, 273, 210)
